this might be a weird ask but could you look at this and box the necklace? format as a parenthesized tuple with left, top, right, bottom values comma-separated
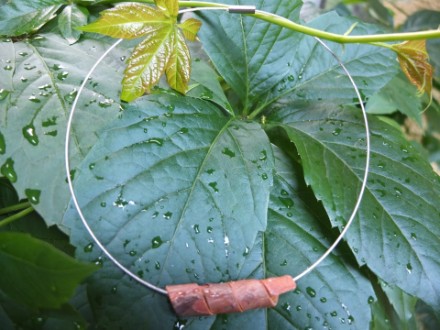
(65, 4, 370, 317)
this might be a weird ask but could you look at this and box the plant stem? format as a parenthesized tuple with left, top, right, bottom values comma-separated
(177, 1, 440, 43)
(0, 207, 34, 228)
(0, 201, 32, 215)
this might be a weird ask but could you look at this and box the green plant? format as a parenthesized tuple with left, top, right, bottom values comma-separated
(0, 0, 439, 328)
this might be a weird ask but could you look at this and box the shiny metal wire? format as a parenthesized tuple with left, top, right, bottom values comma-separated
(64, 6, 370, 295)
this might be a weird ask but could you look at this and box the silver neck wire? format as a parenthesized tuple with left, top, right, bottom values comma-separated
(64, 6, 370, 296)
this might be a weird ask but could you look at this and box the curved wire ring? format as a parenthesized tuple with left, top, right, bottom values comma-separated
(65, 8, 371, 297)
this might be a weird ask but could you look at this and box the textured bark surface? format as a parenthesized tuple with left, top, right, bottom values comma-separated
(166, 275, 296, 316)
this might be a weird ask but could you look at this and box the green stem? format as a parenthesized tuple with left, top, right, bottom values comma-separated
(102, 1, 440, 43)
(0, 201, 32, 215)
(0, 207, 34, 228)
(177, 1, 440, 43)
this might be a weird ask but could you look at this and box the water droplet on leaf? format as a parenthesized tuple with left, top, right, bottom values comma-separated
(222, 147, 235, 158)
(25, 188, 41, 204)
(306, 287, 316, 297)
(84, 243, 94, 253)
(152, 236, 163, 248)
(22, 124, 39, 145)
(0, 89, 9, 101)
(1, 158, 17, 182)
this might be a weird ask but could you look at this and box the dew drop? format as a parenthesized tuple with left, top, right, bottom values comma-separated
(100, 202, 106, 207)
(146, 138, 164, 146)
(120, 56, 126, 61)
(24, 64, 36, 71)
(259, 150, 267, 161)
(222, 147, 235, 158)
(151, 236, 163, 248)
(406, 263, 412, 274)
(242, 246, 249, 256)
(330, 311, 338, 317)
(178, 127, 189, 134)
(28, 95, 41, 103)
(282, 302, 291, 313)
(111, 286, 117, 294)
(22, 124, 39, 146)
(98, 98, 114, 108)
(287, 74, 295, 81)
(332, 128, 342, 136)
(3, 65, 13, 71)
(0, 89, 9, 101)
(57, 71, 69, 80)
(410, 232, 417, 240)
(367, 296, 374, 304)
(20, 76, 28, 82)
(25, 188, 41, 204)
(83, 243, 94, 253)
(320, 297, 327, 303)
(18, 51, 28, 57)
(279, 197, 294, 208)
(64, 89, 77, 103)
(306, 287, 316, 297)
(296, 305, 302, 311)
(261, 173, 268, 180)
(207, 226, 213, 233)
(163, 211, 172, 219)
(129, 250, 137, 256)
(155, 261, 161, 270)
(280, 259, 288, 266)
(193, 224, 200, 234)
(1, 158, 17, 182)
(208, 181, 219, 192)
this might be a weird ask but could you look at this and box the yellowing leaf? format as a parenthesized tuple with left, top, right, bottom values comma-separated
(78, 3, 171, 39)
(121, 25, 174, 102)
(393, 40, 433, 99)
(179, 18, 202, 41)
(166, 29, 191, 94)
(79, 1, 201, 101)
(155, 0, 179, 18)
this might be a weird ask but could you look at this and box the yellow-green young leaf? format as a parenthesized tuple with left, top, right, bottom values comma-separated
(155, 0, 179, 18)
(393, 40, 433, 98)
(78, 3, 170, 39)
(121, 25, 174, 102)
(179, 18, 202, 41)
(166, 29, 191, 94)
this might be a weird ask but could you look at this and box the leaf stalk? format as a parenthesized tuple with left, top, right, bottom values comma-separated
(0, 207, 34, 228)
(0, 201, 32, 215)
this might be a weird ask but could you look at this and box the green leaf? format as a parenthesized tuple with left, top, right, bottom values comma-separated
(166, 29, 191, 94)
(121, 25, 174, 101)
(187, 59, 233, 115)
(64, 94, 274, 326)
(380, 282, 417, 325)
(197, 0, 302, 112)
(0, 232, 97, 308)
(366, 72, 424, 125)
(270, 101, 440, 310)
(265, 146, 375, 329)
(262, 12, 398, 109)
(0, 33, 130, 228)
(78, 3, 170, 39)
(58, 4, 89, 45)
(0, 0, 65, 37)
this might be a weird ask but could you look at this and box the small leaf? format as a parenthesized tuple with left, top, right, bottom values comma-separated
(155, 0, 179, 18)
(0, 232, 98, 308)
(58, 4, 89, 45)
(78, 3, 170, 39)
(121, 25, 174, 101)
(166, 29, 191, 94)
(179, 18, 202, 41)
(393, 40, 433, 98)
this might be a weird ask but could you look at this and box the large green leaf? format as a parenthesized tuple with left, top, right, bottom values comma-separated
(269, 101, 440, 310)
(64, 94, 275, 327)
(0, 231, 97, 308)
(65, 94, 274, 284)
(265, 146, 375, 329)
(197, 0, 302, 112)
(0, 0, 66, 37)
(261, 12, 398, 109)
(0, 34, 130, 228)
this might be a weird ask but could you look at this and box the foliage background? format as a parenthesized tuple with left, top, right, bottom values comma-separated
(0, 0, 439, 329)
